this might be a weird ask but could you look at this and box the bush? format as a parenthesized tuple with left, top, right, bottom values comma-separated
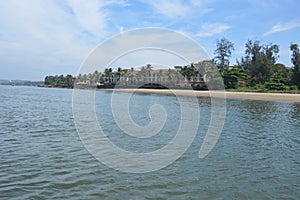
(290, 85, 298, 90)
(223, 76, 238, 89)
(265, 81, 286, 90)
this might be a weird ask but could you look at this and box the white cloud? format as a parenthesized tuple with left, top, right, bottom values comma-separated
(104, 0, 129, 7)
(196, 23, 230, 37)
(80, 28, 209, 74)
(191, 0, 214, 7)
(264, 21, 300, 36)
(120, 26, 124, 34)
(140, 0, 188, 18)
(0, 0, 125, 79)
(67, 0, 107, 37)
(139, 0, 212, 18)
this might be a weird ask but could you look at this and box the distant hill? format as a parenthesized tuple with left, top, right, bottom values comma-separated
(0, 80, 43, 86)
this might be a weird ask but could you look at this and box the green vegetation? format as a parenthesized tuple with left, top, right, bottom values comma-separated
(43, 39, 300, 93)
(0, 80, 43, 86)
(214, 37, 234, 70)
(290, 44, 300, 88)
(180, 64, 198, 82)
(77, 70, 103, 85)
(44, 74, 74, 88)
(213, 39, 300, 93)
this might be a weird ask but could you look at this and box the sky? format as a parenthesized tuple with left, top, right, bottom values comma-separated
(0, 0, 299, 80)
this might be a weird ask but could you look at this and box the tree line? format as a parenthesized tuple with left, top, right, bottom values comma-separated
(44, 74, 74, 88)
(44, 38, 300, 92)
(213, 38, 300, 91)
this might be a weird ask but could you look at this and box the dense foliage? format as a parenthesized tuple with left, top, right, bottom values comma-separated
(44, 39, 300, 92)
(290, 44, 300, 88)
(0, 80, 43, 86)
(44, 74, 74, 88)
(214, 37, 234, 69)
(213, 39, 299, 91)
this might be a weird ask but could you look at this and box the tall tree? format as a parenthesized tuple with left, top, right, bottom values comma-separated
(290, 43, 300, 88)
(241, 39, 279, 85)
(180, 64, 198, 82)
(66, 74, 74, 88)
(145, 64, 152, 80)
(223, 66, 249, 89)
(214, 38, 234, 69)
(44, 74, 74, 88)
(104, 68, 113, 83)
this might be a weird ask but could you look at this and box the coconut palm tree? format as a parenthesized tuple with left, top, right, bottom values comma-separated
(104, 68, 113, 83)
(145, 64, 152, 83)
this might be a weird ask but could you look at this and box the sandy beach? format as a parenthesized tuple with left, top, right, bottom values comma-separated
(103, 88, 300, 103)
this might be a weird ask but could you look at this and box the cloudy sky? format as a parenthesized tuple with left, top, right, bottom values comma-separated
(0, 0, 299, 80)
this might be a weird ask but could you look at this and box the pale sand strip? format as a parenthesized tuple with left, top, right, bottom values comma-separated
(102, 88, 300, 103)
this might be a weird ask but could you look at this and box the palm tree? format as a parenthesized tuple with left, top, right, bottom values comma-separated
(104, 68, 113, 83)
(127, 68, 135, 85)
(180, 65, 191, 82)
(140, 66, 147, 83)
(190, 63, 199, 83)
(167, 69, 178, 86)
(145, 64, 152, 82)
(158, 69, 164, 84)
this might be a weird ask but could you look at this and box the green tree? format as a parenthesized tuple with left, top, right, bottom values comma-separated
(214, 38, 234, 70)
(241, 40, 279, 85)
(167, 68, 178, 86)
(115, 67, 122, 82)
(44, 76, 51, 85)
(273, 63, 292, 85)
(65, 74, 74, 88)
(82, 74, 87, 82)
(77, 74, 82, 82)
(44, 74, 74, 88)
(92, 70, 101, 84)
(265, 64, 292, 90)
(158, 69, 164, 84)
(58, 75, 65, 86)
(104, 68, 113, 83)
(223, 67, 249, 89)
(290, 43, 300, 88)
(140, 66, 147, 82)
(140, 64, 152, 83)
(180, 64, 198, 82)
(145, 64, 152, 82)
(45, 76, 56, 86)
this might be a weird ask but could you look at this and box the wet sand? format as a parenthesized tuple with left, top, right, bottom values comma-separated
(103, 88, 300, 103)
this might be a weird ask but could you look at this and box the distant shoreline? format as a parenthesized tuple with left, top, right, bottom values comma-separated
(100, 88, 300, 103)
(14, 84, 299, 103)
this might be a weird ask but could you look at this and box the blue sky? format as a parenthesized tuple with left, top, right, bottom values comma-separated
(0, 0, 299, 80)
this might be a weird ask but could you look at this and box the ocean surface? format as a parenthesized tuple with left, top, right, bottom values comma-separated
(0, 85, 299, 199)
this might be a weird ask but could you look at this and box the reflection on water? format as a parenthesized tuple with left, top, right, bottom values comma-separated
(0, 86, 299, 199)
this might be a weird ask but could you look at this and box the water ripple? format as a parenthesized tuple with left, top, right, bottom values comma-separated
(0, 86, 299, 199)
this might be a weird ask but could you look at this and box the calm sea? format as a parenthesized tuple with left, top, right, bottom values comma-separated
(0, 85, 299, 199)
